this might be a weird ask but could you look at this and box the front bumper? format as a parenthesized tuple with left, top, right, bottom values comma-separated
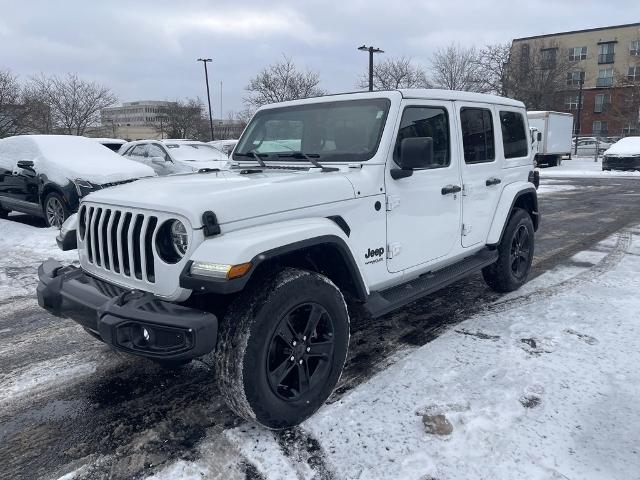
(37, 259, 218, 361)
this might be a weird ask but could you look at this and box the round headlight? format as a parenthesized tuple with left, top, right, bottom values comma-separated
(170, 220, 188, 256)
(156, 219, 189, 264)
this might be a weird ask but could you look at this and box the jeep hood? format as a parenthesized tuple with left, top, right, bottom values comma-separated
(83, 169, 356, 227)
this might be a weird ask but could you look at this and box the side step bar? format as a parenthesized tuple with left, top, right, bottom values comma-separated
(364, 248, 499, 318)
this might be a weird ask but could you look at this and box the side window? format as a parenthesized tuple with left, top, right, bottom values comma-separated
(499, 111, 528, 159)
(147, 144, 169, 161)
(460, 108, 495, 164)
(393, 106, 450, 168)
(129, 145, 147, 157)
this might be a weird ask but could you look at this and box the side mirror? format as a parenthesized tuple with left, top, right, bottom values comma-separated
(537, 132, 542, 142)
(150, 157, 165, 165)
(17, 160, 34, 170)
(390, 137, 435, 180)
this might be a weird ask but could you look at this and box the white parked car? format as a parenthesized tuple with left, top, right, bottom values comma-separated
(38, 89, 539, 428)
(571, 137, 612, 156)
(602, 136, 640, 171)
(119, 139, 230, 175)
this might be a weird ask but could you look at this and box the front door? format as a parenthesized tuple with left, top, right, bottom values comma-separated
(456, 102, 503, 248)
(386, 101, 462, 273)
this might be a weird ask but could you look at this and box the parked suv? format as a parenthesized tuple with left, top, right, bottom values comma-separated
(0, 135, 154, 227)
(38, 90, 539, 428)
(120, 139, 230, 175)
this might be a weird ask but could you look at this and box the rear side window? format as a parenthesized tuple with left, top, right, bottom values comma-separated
(394, 106, 450, 168)
(460, 108, 495, 164)
(500, 111, 528, 158)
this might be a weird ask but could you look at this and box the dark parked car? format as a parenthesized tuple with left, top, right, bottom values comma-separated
(0, 135, 154, 227)
(602, 137, 640, 171)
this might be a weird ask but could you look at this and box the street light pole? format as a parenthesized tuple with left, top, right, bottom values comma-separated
(197, 58, 215, 141)
(358, 45, 384, 91)
(574, 79, 584, 156)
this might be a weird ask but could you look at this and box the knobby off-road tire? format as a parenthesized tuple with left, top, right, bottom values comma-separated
(43, 192, 69, 228)
(482, 208, 535, 293)
(215, 268, 350, 429)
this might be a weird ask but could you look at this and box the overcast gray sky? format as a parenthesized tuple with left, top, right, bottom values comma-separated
(0, 0, 637, 117)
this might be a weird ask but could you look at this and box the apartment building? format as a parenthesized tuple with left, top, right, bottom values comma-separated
(512, 23, 640, 137)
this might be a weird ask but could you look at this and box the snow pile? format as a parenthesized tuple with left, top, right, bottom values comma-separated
(539, 157, 640, 178)
(0, 135, 155, 184)
(603, 136, 640, 156)
(0, 215, 77, 301)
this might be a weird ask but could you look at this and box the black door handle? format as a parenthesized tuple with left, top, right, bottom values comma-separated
(441, 184, 462, 195)
(486, 178, 502, 186)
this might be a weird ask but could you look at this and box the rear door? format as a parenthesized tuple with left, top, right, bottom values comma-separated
(385, 100, 462, 273)
(456, 102, 503, 248)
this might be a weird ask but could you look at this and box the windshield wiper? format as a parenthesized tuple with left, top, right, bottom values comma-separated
(234, 151, 266, 167)
(277, 152, 339, 172)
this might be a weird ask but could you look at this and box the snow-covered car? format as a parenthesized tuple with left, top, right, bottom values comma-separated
(120, 139, 230, 175)
(208, 139, 238, 156)
(0, 135, 154, 228)
(92, 137, 127, 152)
(602, 136, 640, 171)
(37, 90, 539, 428)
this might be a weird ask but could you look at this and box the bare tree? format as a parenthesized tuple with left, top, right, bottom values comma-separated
(504, 40, 573, 110)
(476, 43, 512, 96)
(0, 69, 27, 137)
(152, 98, 204, 140)
(430, 44, 486, 92)
(607, 74, 640, 135)
(27, 73, 117, 136)
(357, 57, 430, 90)
(244, 55, 325, 110)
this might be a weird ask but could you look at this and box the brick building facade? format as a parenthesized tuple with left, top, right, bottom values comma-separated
(512, 23, 640, 137)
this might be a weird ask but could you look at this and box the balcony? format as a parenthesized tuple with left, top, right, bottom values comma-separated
(598, 53, 614, 64)
(596, 77, 613, 87)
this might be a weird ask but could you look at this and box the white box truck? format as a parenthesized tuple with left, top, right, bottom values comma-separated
(527, 111, 574, 167)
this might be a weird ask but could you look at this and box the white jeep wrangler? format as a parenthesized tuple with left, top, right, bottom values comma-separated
(37, 90, 539, 429)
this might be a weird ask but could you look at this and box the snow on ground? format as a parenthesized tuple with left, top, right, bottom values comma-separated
(0, 214, 77, 301)
(150, 226, 640, 480)
(540, 156, 640, 178)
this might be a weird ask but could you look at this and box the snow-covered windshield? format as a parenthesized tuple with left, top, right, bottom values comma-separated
(166, 143, 228, 161)
(234, 98, 390, 162)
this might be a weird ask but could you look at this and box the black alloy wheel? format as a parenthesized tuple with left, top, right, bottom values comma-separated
(266, 302, 335, 401)
(510, 225, 531, 280)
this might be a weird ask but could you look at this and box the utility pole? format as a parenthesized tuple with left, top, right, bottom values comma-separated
(197, 58, 215, 141)
(220, 81, 223, 121)
(358, 45, 384, 91)
(574, 78, 584, 156)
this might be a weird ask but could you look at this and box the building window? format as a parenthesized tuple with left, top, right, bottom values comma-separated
(630, 40, 640, 56)
(565, 95, 583, 109)
(598, 42, 615, 64)
(594, 94, 610, 113)
(629, 66, 640, 81)
(460, 108, 495, 164)
(541, 48, 557, 69)
(568, 46, 587, 61)
(596, 67, 614, 87)
(593, 121, 608, 136)
(622, 124, 639, 136)
(566, 71, 585, 86)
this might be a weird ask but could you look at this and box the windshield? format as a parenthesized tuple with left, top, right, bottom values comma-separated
(166, 143, 227, 161)
(234, 98, 390, 162)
